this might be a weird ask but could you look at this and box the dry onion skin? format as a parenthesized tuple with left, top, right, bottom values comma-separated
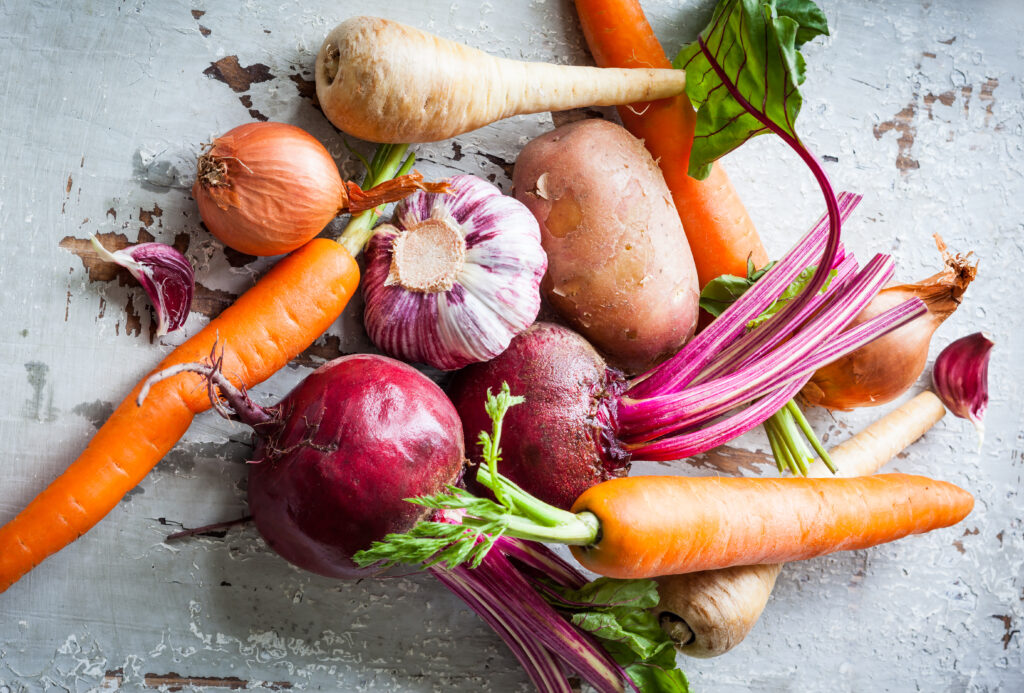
(802, 235, 977, 410)
(192, 122, 447, 256)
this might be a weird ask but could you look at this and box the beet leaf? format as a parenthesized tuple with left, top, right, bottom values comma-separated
(677, 0, 830, 179)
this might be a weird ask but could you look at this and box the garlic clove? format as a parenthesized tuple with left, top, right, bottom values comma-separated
(90, 235, 195, 336)
(933, 331, 993, 445)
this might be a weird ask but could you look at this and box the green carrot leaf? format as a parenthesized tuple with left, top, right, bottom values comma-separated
(479, 382, 525, 508)
(675, 0, 830, 179)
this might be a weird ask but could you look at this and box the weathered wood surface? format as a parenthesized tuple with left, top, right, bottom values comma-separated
(0, 0, 1021, 690)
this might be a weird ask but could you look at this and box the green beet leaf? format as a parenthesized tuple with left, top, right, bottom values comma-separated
(676, 0, 829, 179)
(544, 577, 689, 692)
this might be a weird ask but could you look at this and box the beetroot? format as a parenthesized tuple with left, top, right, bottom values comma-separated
(448, 322, 629, 510)
(150, 353, 465, 579)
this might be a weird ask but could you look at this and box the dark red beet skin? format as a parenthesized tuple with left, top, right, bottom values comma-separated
(448, 322, 629, 511)
(247, 354, 465, 579)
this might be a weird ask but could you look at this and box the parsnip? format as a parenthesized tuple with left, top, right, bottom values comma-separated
(656, 391, 947, 658)
(315, 16, 686, 143)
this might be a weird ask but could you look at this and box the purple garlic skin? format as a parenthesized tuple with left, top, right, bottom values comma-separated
(933, 331, 993, 443)
(363, 175, 547, 371)
(90, 236, 195, 336)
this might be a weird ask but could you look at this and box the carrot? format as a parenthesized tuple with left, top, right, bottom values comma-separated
(314, 16, 687, 144)
(0, 141, 422, 594)
(0, 239, 359, 593)
(568, 471, 971, 579)
(655, 391, 947, 657)
(360, 390, 971, 583)
(573, 0, 767, 288)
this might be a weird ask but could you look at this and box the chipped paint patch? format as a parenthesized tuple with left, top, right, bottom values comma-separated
(874, 102, 919, 173)
(203, 57, 274, 93)
(71, 399, 115, 429)
(690, 445, 771, 476)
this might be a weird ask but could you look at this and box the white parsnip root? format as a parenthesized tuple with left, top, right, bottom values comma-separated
(655, 391, 947, 658)
(315, 16, 686, 143)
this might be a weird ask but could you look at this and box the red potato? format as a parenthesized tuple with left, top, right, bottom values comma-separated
(513, 119, 700, 374)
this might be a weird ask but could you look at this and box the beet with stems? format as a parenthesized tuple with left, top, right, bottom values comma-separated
(449, 322, 629, 510)
(447, 198, 930, 509)
(143, 352, 464, 579)
(140, 353, 661, 692)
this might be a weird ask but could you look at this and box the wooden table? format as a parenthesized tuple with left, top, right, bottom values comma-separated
(1, 0, 1021, 690)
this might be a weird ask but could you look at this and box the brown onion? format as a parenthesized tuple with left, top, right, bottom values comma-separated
(193, 122, 446, 256)
(801, 236, 977, 410)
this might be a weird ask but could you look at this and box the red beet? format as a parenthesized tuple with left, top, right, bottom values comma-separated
(448, 322, 629, 510)
(156, 353, 465, 579)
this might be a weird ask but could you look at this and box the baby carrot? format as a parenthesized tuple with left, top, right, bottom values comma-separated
(573, 0, 768, 287)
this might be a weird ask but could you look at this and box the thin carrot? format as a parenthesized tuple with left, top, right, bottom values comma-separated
(573, 0, 767, 288)
(0, 239, 358, 593)
(655, 391, 948, 657)
(0, 142, 419, 594)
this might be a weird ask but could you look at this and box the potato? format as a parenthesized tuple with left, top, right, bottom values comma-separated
(512, 118, 699, 374)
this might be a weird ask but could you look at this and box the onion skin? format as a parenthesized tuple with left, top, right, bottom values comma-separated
(802, 238, 976, 410)
(193, 122, 346, 256)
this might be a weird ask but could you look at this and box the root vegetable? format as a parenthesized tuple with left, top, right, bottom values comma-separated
(193, 122, 447, 256)
(802, 237, 976, 409)
(314, 16, 687, 143)
(361, 390, 973, 581)
(449, 322, 629, 511)
(513, 119, 701, 374)
(448, 201, 924, 510)
(656, 391, 947, 657)
(0, 240, 358, 593)
(142, 353, 465, 579)
(0, 143, 415, 593)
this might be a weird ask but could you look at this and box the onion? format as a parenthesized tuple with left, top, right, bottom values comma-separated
(193, 122, 447, 256)
(801, 235, 977, 410)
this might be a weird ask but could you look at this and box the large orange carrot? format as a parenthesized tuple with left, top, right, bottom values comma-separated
(574, 0, 767, 287)
(0, 239, 359, 593)
(569, 473, 973, 579)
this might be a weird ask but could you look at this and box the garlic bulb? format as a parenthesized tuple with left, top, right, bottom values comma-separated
(363, 175, 547, 371)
